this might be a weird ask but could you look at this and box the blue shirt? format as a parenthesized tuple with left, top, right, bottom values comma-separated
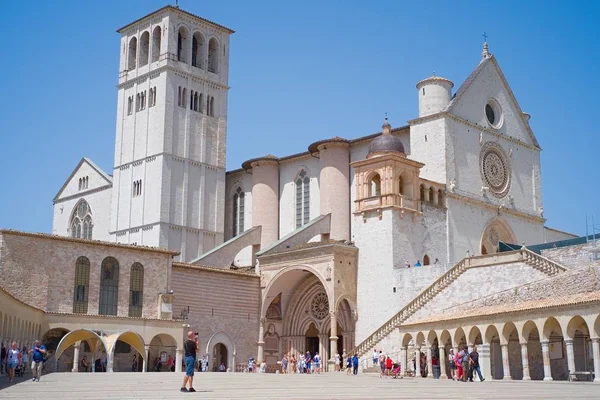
(352, 356, 359, 366)
(31, 345, 46, 362)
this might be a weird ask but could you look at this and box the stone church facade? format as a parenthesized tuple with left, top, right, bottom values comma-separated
(3, 5, 600, 380)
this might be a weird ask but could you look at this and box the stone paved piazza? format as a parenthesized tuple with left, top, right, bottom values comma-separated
(1, 372, 598, 399)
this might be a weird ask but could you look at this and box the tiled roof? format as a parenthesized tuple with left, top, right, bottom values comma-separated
(44, 311, 185, 323)
(405, 291, 600, 326)
(0, 229, 180, 256)
(172, 261, 259, 277)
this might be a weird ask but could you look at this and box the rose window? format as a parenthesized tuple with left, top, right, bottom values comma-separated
(480, 142, 511, 198)
(311, 293, 329, 320)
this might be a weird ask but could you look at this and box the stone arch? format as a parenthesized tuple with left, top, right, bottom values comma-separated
(148, 333, 177, 372)
(415, 331, 425, 348)
(127, 36, 137, 70)
(426, 330, 438, 347)
(594, 314, 600, 338)
(207, 36, 219, 73)
(468, 326, 483, 345)
(566, 315, 590, 339)
(55, 329, 107, 366)
(401, 333, 414, 347)
(453, 327, 466, 347)
(480, 217, 516, 255)
(151, 26, 161, 62)
(139, 30, 149, 66)
(109, 331, 145, 363)
(484, 324, 500, 344)
(365, 170, 382, 197)
(206, 331, 236, 371)
(543, 317, 563, 341)
(261, 265, 331, 319)
(177, 25, 190, 63)
(191, 30, 205, 68)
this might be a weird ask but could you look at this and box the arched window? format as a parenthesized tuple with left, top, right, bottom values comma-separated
(438, 189, 444, 206)
(177, 26, 189, 63)
(73, 256, 90, 314)
(139, 31, 149, 66)
(128, 37, 137, 70)
(208, 38, 219, 73)
(210, 96, 215, 116)
(295, 170, 310, 228)
(398, 175, 404, 195)
(99, 257, 119, 316)
(70, 200, 93, 239)
(129, 263, 144, 317)
(369, 174, 381, 197)
(151, 26, 161, 63)
(190, 90, 194, 110)
(429, 187, 435, 204)
(232, 187, 245, 237)
(423, 255, 430, 266)
(419, 184, 425, 201)
(192, 32, 204, 68)
(199, 93, 204, 113)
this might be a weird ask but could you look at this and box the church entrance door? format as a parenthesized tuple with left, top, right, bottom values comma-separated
(212, 343, 228, 371)
(305, 323, 320, 356)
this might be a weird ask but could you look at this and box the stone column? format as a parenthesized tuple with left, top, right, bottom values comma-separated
(591, 338, 600, 382)
(426, 347, 433, 378)
(541, 341, 553, 381)
(175, 348, 183, 373)
(142, 345, 150, 373)
(415, 348, 421, 377)
(565, 339, 575, 377)
(107, 350, 114, 373)
(329, 312, 338, 372)
(439, 346, 447, 379)
(520, 343, 530, 380)
(501, 344, 511, 380)
(479, 344, 491, 381)
(400, 347, 407, 377)
(257, 318, 265, 363)
(72, 341, 81, 372)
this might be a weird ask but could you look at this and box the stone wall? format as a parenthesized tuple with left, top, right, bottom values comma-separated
(542, 243, 599, 269)
(171, 263, 260, 370)
(0, 230, 172, 318)
(406, 262, 550, 324)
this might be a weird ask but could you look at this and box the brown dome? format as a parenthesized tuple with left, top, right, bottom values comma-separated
(368, 117, 405, 155)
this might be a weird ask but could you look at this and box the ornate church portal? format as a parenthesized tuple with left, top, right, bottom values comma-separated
(256, 242, 358, 371)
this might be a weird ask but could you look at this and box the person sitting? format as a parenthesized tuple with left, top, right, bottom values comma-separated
(392, 363, 402, 379)
(415, 261, 422, 267)
(218, 363, 226, 372)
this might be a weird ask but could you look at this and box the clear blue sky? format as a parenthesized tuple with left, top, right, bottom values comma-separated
(0, 0, 598, 237)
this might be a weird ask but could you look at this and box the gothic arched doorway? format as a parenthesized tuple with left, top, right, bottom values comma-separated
(212, 343, 228, 371)
(305, 323, 319, 356)
(480, 218, 516, 255)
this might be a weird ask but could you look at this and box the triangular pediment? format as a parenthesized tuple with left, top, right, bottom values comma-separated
(53, 157, 113, 203)
(447, 56, 540, 148)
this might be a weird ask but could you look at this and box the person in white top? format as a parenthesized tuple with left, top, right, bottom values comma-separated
(372, 349, 378, 368)
(334, 353, 341, 372)
(259, 360, 266, 373)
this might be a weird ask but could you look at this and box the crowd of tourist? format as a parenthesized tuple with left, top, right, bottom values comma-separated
(244, 350, 361, 375)
(1, 340, 47, 383)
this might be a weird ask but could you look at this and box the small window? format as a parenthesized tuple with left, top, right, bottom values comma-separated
(422, 88, 425, 96)
(485, 104, 495, 125)
(370, 174, 381, 197)
(127, 96, 134, 115)
(423, 255, 430, 266)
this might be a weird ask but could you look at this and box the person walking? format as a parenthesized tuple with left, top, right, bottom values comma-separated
(100, 351, 107, 372)
(21, 347, 29, 376)
(29, 340, 46, 382)
(167, 354, 174, 372)
(468, 345, 485, 382)
(379, 352, 386, 378)
(448, 349, 456, 380)
(372, 349, 378, 368)
(131, 354, 138, 372)
(314, 352, 321, 374)
(281, 354, 288, 374)
(454, 348, 464, 381)
(346, 354, 352, 375)
(385, 356, 393, 378)
(334, 352, 340, 372)
(461, 346, 470, 382)
(81, 356, 89, 372)
(6, 342, 21, 383)
(180, 331, 198, 393)
(352, 354, 359, 376)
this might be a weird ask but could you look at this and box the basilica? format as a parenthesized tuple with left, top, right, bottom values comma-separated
(2, 5, 600, 382)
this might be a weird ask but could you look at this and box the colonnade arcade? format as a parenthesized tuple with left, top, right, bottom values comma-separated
(258, 265, 356, 372)
(397, 305, 600, 381)
(40, 327, 181, 373)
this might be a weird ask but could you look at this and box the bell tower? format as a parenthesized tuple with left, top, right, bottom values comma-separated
(109, 6, 234, 261)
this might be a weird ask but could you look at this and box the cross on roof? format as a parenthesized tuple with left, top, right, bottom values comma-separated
(483, 32, 488, 42)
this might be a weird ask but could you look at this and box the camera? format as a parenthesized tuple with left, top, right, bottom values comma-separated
(195, 332, 199, 336)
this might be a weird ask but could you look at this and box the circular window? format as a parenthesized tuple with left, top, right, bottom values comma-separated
(485, 99, 502, 129)
(480, 142, 511, 198)
(311, 293, 329, 320)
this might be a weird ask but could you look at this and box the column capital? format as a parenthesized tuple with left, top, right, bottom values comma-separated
(591, 337, 600, 343)
(564, 338, 574, 345)
(540, 340, 550, 345)
(144, 344, 150, 351)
